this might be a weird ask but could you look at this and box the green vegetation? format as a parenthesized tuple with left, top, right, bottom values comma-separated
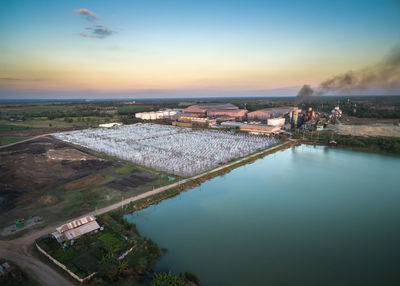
(0, 137, 30, 146)
(151, 272, 186, 286)
(294, 130, 400, 154)
(36, 212, 162, 285)
(117, 105, 155, 115)
(181, 271, 201, 285)
(150, 271, 201, 286)
(36, 225, 132, 278)
(0, 123, 31, 132)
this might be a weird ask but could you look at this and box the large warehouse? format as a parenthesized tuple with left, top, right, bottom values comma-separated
(184, 103, 247, 118)
(247, 107, 294, 120)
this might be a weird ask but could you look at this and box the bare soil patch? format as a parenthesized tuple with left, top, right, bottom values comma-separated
(333, 124, 400, 138)
(0, 136, 161, 233)
(0, 137, 111, 227)
(111, 173, 156, 192)
(63, 174, 104, 191)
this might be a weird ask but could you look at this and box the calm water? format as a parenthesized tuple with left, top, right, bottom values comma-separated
(125, 145, 400, 286)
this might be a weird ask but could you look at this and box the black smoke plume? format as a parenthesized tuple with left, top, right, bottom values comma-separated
(296, 46, 400, 103)
(295, 84, 314, 104)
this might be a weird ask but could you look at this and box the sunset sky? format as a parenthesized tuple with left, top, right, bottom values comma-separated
(1, 0, 399, 98)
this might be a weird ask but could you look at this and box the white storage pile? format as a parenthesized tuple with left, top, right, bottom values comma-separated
(54, 123, 278, 176)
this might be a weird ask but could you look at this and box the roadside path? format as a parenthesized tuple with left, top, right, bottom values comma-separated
(0, 140, 291, 286)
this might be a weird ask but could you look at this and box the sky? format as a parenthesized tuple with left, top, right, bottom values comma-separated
(0, 0, 399, 98)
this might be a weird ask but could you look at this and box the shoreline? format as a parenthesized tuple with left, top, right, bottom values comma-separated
(115, 140, 297, 216)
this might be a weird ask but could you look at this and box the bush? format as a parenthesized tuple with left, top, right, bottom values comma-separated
(182, 271, 201, 285)
(151, 272, 186, 286)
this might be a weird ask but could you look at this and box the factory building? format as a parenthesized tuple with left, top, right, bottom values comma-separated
(330, 106, 343, 123)
(207, 109, 247, 118)
(99, 122, 123, 128)
(220, 121, 244, 128)
(135, 109, 183, 120)
(173, 116, 217, 127)
(52, 216, 100, 243)
(304, 107, 316, 121)
(290, 107, 300, 126)
(240, 124, 281, 134)
(247, 110, 270, 120)
(248, 107, 294, 121)
(184, 103, 247, 119)
(267, 117, 286, 126)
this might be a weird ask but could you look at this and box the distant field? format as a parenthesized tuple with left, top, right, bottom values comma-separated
(0, 123, 31, 133)
(117, 105, 154, 114)
(0, 103, 76, 115)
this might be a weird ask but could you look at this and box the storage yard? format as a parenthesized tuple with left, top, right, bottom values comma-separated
(54, 123, 279, 176)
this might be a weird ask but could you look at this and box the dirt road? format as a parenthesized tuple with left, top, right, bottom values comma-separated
(0, 240, 73, 286)
(0, 140, 290, 286)
(0, 133, 51, 149)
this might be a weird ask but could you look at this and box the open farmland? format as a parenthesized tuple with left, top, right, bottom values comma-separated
(0, 136, 170, 233)
(54, 123, 279, 176)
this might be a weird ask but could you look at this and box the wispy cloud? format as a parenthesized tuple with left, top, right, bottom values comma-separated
(80, 25, 115, 39)
(75, 9, 115, 39)
(75, 8, 98, 21)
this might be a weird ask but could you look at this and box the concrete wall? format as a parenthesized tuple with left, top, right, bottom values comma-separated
(36, 243, 96, 283)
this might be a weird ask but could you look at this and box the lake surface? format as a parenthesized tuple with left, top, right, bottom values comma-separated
(125, 145, 400, 286)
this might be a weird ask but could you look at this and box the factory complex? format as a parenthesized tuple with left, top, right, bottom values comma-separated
(134, 103, 299, 133)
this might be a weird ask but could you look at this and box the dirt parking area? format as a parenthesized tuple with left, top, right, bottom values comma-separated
(333, 123, 400, 138)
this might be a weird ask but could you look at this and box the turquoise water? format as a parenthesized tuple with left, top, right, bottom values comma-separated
(125, 145, 400, 286)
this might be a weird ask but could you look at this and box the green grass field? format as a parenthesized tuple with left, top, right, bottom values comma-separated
(117, 105, 154, 114)
(0, 137, 30, 146)
(1, 103, 77, 116)
(0, 123, 31, 133)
